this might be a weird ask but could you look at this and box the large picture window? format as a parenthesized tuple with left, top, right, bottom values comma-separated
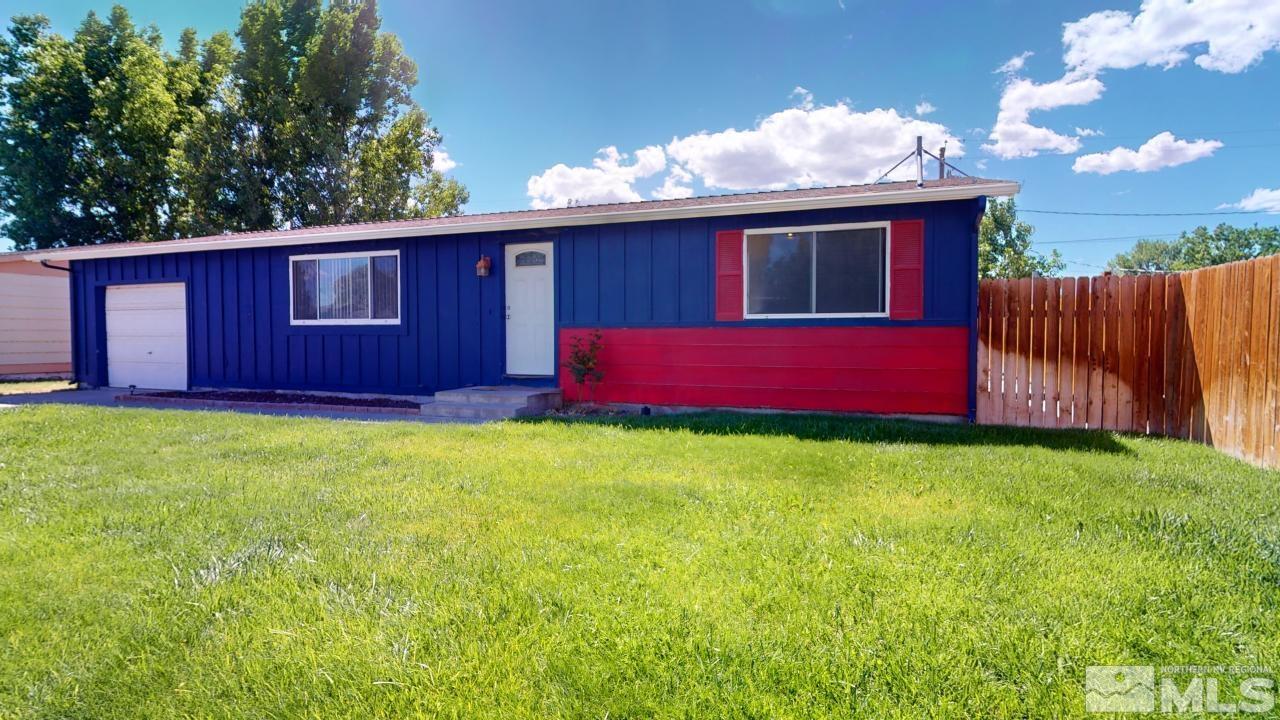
(290, 250, 399, 325)
(745, 223, 888, 317)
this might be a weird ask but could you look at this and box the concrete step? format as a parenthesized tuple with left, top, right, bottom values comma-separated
(424, 385, 562, 420)
(434, 386, 561, 407)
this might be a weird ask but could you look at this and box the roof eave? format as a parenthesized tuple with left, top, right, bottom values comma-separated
(25, 181, 1019, 262)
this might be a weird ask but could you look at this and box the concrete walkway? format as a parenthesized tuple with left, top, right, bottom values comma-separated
(0, 388, 472, 424)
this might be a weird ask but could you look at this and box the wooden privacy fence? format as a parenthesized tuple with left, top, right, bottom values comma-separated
(976, 254, 1280, 469)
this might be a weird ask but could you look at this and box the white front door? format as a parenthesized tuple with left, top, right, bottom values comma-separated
(504, 242, 555, 376)
(106, 283, 188, 390)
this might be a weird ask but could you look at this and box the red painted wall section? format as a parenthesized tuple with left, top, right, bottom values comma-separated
(714, 230, 744, 321)
(558, 326, 968, 415)
(889, 219, 924, 320)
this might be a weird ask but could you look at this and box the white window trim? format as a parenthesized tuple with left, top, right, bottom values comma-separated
(742, 221, 892, 319)
(288, 249, 401, 326)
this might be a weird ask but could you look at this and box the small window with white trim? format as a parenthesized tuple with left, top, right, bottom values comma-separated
(289, 250, 400, 325)
(514, 250, 547, 267)
(744, 222, 889, 318)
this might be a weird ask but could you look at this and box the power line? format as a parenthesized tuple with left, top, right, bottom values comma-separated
(1022, 208, 1271, 217)
(1059, 258, 1160, 274)
(1084, 127, 1280, 142)
(1213, 143, 1280, 150)
(1185, 127, 1280, 136)
(1035, 232, 1182, 245)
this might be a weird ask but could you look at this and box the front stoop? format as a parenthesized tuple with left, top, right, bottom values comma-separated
(421, 386, 562, 420)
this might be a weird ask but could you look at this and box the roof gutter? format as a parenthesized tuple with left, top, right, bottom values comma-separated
(25, 181, 1019, 262)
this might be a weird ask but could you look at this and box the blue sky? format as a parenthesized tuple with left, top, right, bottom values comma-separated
(4, 0, 1279, 272)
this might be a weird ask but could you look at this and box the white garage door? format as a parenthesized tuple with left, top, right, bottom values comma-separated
(106, 283, 188, 390)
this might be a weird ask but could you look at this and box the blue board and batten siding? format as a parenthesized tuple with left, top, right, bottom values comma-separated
(72, 234, 515, 394)
(70, 198, 986, 401)
(556, 198, 983, 327)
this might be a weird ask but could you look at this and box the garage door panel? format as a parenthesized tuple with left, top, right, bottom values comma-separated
(108, 365, 165, 390)
(106, 283, 187, 391)
(103, 309, 187, 335)
(108, 360, 185, 377)
(104, 284, 183, 303)
(105, 341, 187, 365)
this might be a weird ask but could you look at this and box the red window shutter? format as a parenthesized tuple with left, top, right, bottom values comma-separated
(889, 219, 925, 320)
(715, 229, 744, 321)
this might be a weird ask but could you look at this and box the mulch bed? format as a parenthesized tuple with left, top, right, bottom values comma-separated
(120, 389, 421, 414)
(547, 403, 633, 417)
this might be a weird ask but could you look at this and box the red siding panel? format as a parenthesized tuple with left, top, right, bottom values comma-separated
(558, 326, 968, 415)
(890, 219, 924, 320)
(714, 230, 744, 321)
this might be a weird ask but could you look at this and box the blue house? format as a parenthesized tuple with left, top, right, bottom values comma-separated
(28, 177, 1017, 418)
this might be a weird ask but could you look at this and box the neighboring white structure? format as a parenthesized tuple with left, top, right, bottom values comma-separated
(0, 251, 71, 378)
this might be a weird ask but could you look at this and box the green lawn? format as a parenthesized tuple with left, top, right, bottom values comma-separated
(1, 405, 1277, 718)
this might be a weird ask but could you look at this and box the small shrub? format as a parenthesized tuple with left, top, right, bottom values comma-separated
(562, 330, 604, 403)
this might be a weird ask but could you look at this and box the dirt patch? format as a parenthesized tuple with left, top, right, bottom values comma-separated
(136, 390, 420, 410)
(0, 380, 75, 395)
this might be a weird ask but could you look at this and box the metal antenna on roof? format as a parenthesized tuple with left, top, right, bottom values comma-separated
(915, 136, 924, 188)
(875, 136, 973, 185)
(873, 148, 916, 184)
(922, 143, 972, 180)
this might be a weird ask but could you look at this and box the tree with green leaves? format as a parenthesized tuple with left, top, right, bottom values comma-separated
(1176, 223, 1279, 269)
(1106, 238, 1182, 274)
(978, 198, 1064, 278)
(190, 0, 467, 234)
(1, 0, 466, 249)
(163, 28, 239, 237)
(0, 8, 228, 248)
(1107, 224, 1280, 274)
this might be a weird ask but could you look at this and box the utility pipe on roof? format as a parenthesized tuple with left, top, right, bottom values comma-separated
(915, 136, 924, 188)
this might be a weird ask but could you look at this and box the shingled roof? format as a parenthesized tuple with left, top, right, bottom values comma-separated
(26, 176, 1017, 261)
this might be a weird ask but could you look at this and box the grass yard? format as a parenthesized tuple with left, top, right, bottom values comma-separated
(1, 405, 1277, 718)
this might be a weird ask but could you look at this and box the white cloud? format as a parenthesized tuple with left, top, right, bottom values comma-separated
(527, 95, 967, 207)
(433, 148, 457, 174)
(790, 86, 815, 110)
(1063, 0, 1280, 76)
(666, 102, 963, 191)
(1075, 127, 1103, 137)
(985, 2, 1280, 164)
(652, 165, 694, 200)
(526, 145, 666, 209)
(1071, 131, 1222, 174)
(982, 74, 1106, 159)
(996, 51, 1034, 74)
(1224, 187, 1280, 213)
(914, 100, 936, 116)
